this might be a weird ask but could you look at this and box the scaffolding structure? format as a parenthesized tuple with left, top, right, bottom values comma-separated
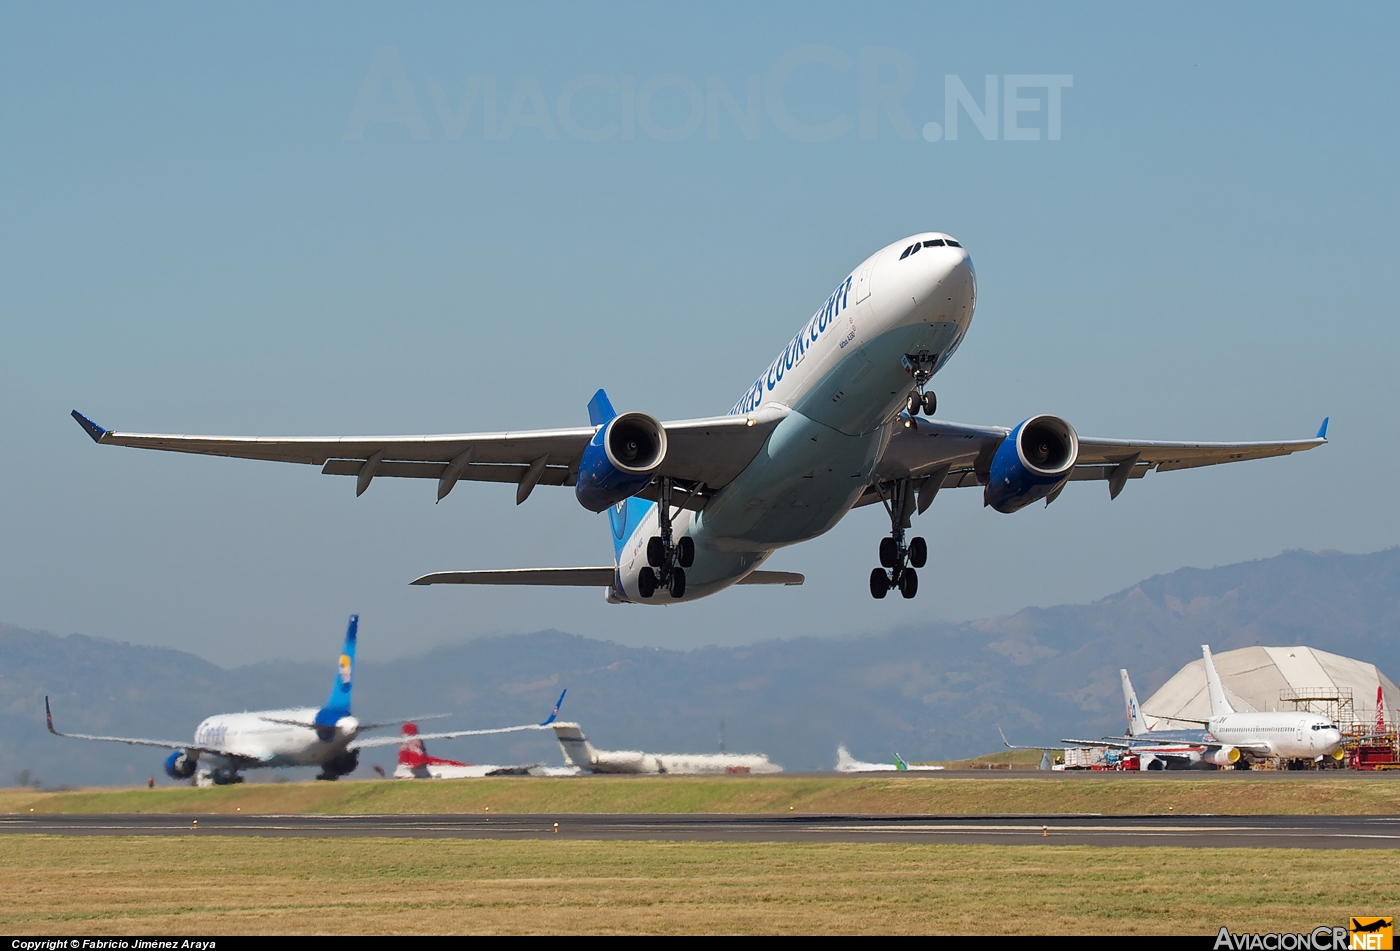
(1279, 686, 1356, 727)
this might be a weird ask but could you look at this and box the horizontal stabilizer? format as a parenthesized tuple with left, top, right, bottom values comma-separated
(411, 568, 615, 586)
(736, 571, 804, 586)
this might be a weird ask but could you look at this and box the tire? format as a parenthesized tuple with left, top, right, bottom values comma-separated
(646, 537, 664, 568)
(908, 536, 927, 569)
(677, 536, 695, 568)
(906, 393, 921, 416)
(638, 567, 657, 598)
(921, 391, 937, 416)
(668, 567, 686, 599)
(899, 566, 918, 599)
(879, 537, 899, 568)
(869, 568, 889, 599)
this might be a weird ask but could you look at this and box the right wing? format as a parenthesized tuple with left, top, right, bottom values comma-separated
(350, 722, 559, 750)
(45, 696, 220, 755)
(71, 405, 788, 506)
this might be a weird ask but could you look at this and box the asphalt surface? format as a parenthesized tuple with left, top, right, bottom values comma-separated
(4, 812, 1399, 847)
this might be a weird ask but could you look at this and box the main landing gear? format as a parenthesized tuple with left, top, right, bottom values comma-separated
(903, 352, 937, 417)
(637, 476, 694, 600)
(869, 478, 927, 600)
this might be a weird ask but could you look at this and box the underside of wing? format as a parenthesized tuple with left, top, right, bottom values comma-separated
(863, 417, 1328, 508)
(410, 567, 616, 586)
(350, 722, 556, 750)
(72, 406, 785, 506)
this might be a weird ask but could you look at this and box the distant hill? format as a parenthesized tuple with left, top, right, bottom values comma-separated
(3, 547, 1398, 787)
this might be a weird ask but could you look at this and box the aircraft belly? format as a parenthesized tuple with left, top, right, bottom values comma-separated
(699, 410, 880, 548)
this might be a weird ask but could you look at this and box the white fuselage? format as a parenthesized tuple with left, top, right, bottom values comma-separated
(194, 707, 360, 771)
(1206, 712, 1343, 760)
(553, 723, 781, 774)
(613, 235, 976, 602)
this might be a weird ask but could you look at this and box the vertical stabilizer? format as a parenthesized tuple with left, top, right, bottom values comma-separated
(552, 723, 597, 769)
(1121, 669, 1150, 736)
(1201, 645, 1234, 717)
(315, 615, 357, 728)
(893, 753, 909, 771)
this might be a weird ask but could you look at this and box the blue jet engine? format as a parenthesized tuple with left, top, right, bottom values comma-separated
(164, 750, 198, 780)
(984, 414, 1079, 513)
(574, 412, 668, 512)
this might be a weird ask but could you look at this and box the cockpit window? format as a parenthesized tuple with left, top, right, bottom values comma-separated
(923, 239, 945, 247)
(899, 244, 914, 259)
(945, 239, 962, 248)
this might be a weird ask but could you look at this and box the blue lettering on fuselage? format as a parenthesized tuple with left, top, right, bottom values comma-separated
(731, 276, 853, 415)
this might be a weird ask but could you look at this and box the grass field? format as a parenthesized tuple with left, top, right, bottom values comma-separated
(3, 774, 1399, 816)
(1, 835, 1394, 935)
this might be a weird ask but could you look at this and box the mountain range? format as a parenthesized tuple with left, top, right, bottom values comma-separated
(3, 546, 1397, 786)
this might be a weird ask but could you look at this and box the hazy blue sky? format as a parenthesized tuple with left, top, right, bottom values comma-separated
(2, 4, 1396, 664)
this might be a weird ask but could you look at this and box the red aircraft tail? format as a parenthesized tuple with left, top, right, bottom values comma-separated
(398, 722, 471, 769)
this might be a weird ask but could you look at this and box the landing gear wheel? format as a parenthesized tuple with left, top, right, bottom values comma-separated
(638, 567, 657, 598)
(908, 536, 927, 569)
(647, 537, 665, 568)
(869, 568, 890, 599)
(879, 537, 899, 569)
(668, 567, 686, 599)
(899, 566, 918, 599)
(677, 536, 695, 568)
(921, 391, 937, 416)
(906, 393, 921, 416)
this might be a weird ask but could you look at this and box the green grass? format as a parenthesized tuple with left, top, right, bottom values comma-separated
(1, 835, 1394, 935)
(2, 773, 1399, 816)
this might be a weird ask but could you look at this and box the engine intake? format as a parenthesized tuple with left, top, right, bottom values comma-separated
(575, 412, 668, 512)
(984, 414, 1079, 513)
(164, 750, 198, 780)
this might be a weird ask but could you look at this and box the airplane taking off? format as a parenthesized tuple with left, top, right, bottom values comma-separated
(836, 745, 944, 772)
(1063, 650, 1345, 768)
(71, 232, 1327, 603)
(551, 721, 781, 774)
(46, 617, 555, 785)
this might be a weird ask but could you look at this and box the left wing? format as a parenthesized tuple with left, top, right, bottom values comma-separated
(865, 417, 1328, 509)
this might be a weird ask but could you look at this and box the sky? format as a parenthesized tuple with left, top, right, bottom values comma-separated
(1, 3, 1397, 665)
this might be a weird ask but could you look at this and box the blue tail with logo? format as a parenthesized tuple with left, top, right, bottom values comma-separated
(314, 615, 358, 729)
(589, 388, 654, 562)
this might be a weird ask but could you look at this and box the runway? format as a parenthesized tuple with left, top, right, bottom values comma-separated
(4, 812, 1399, 847)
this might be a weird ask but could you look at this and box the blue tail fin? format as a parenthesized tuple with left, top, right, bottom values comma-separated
(541, 689, 567, 725)
(315, 615, 358, 728)
(591, 388, 655, 562)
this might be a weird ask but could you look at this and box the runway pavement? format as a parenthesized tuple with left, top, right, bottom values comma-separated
(4, 812, 1399, 847)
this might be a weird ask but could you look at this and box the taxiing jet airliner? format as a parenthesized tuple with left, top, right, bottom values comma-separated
(45, 616, 556, 784)
(71, 233, 1327, 603)
(836, 745, 944, 772)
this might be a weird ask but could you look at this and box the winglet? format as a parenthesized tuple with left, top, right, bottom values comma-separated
(541, 689, 567, 726)
(1316, 417, 1329, 440)
(45, 696, 59, 735)
(997, 725, 1014, 749)
(893, 753, 908, 771)
(71, 411, 108, 443)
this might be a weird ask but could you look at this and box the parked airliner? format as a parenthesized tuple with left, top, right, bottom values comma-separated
(71, 232, 1327, 603)
(551, 721, 781, 774)
(1064, 648, 1344, 768)
(836, 746, 944, 772)
(45, 616, 554, 784)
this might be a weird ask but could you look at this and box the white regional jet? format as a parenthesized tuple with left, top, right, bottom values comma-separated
(71, 233, 1327, 602)
(551, 721, 781, 774)
(45, 616, 553, 784)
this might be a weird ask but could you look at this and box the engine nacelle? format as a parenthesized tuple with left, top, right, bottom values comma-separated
(317, 750, 360, 781)
(984, 415, 1079, 513)
(1207, 745, 1241, 767)
(164, 750, 198, 780)
(574, 412, 668, 512)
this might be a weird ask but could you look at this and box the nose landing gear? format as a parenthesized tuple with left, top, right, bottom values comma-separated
(870, 478, 927, 599)
(638, 477, 694, 600)
(902, 352, 938, 417)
